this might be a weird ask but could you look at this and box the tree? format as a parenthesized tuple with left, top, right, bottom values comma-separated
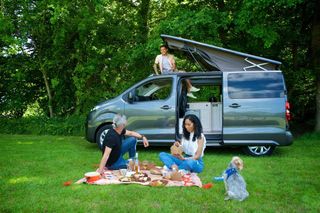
(311, 0, 320, 130)
(0, 0, 318, 131)
(0, 1, 43, 118)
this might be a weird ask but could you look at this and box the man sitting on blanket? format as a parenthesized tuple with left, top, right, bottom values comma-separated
(97, 114, 149, 175)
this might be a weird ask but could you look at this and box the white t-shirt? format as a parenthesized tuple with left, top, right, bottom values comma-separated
(154, 54, 175, 73)
(161, 56, 172, 73)
(181, 133, 206, 157)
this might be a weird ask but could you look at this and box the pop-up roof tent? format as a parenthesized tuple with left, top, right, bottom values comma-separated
(161, 34, 281, 71)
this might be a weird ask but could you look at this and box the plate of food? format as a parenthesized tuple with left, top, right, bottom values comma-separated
(132, 173, 151, 182)
(119, 177, 132, 182)
(85, 172, 101, 183)
(150, 168, 162, 175)
(149, 179, 168, 187)
(140, 161, 156, 170)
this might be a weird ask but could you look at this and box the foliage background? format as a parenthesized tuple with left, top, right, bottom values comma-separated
(0, 0, 318, 132)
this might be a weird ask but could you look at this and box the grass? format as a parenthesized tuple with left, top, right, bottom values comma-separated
(0, 133, 319, 212)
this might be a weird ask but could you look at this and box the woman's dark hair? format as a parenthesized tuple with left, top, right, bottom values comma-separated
(182, 114, 203, 142)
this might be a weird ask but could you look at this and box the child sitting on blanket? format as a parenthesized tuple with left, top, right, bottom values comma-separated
(159, 114, 206, 173)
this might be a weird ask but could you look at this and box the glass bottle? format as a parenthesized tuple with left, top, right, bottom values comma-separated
(134, 152, 140, 174)
(127, 159, 133, 172)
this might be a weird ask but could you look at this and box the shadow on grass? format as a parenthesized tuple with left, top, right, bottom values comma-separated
(136, 145, 244, 157)
(205, 147, 243, 156)
(143, 146, 291, 157)
(80, 139, 293, 158)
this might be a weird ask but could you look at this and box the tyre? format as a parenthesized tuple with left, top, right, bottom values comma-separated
(243, 145, 275, 156)
(95, 124, 112, 151)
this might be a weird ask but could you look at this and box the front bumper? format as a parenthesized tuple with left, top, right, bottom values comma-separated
(85, 114, 96, 143)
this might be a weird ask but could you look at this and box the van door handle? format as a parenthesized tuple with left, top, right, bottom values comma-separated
(229, 103, 241, 108)
(161, 105, 171, 110)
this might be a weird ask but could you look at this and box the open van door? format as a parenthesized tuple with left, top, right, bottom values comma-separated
(222, 71, 288, 155)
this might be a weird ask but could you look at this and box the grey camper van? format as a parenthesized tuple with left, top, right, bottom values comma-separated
(85, 35, 293, 156)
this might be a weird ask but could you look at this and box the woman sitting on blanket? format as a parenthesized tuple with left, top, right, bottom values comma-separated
(159, 114, 206, 173)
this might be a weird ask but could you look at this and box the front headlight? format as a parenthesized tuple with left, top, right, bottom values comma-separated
(91, 105, 101, 112)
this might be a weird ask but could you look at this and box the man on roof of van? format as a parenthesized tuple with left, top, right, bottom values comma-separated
(153, 44, 176, 75)
(153, 44, 199, 99)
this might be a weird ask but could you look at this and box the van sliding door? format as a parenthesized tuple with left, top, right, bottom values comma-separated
(222, 71, 287, 145)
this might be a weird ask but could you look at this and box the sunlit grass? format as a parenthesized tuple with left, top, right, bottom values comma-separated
(0, 133, 319, 212)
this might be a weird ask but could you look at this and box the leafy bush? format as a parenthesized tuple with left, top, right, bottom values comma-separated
(0, 115, 86, 136)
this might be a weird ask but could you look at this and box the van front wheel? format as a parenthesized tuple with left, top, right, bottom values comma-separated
(244, 145, 275, 156)
(95, 124, 112, 151)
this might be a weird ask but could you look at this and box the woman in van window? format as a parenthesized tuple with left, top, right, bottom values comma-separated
(159, 114, 206, 173)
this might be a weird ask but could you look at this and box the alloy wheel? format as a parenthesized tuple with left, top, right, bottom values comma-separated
(247, 145, 272, 156)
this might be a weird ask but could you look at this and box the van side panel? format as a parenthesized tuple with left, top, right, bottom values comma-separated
(124, 76, 177, 142)
(223, 71, 287, 145)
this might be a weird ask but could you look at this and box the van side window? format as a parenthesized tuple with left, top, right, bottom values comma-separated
(135, 78, 172, 102)
(228, 72, 284, 99)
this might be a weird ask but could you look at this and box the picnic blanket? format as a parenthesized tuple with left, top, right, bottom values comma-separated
(75, 169, 202, 187)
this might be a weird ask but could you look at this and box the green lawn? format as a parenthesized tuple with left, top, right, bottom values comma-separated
(0, 133, 319, 212)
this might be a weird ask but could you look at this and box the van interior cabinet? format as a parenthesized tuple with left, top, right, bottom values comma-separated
(211, 103, 222, 132)
(182, 102, 222, 133)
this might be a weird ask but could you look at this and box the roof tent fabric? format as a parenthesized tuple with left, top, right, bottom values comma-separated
(161, 34, 281, 71)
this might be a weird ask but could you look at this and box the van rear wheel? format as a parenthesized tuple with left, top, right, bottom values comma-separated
(244, 145, 275, 156)
(95, 124, 112, 151)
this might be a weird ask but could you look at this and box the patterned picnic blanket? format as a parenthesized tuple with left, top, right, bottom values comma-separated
(75, 169, 202, 187)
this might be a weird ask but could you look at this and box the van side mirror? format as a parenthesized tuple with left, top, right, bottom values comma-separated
(128, 91, 134, 103)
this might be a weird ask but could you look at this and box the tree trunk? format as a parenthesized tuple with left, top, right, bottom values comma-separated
(312, 0, 320, 131)
(292, 42, 298, 69)
(41, 68, 54, 118)
(217, 0, 227, 42)
(137, 0, 150, 44)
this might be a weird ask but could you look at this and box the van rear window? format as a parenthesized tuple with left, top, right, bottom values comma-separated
(228, 72, 284, 99)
